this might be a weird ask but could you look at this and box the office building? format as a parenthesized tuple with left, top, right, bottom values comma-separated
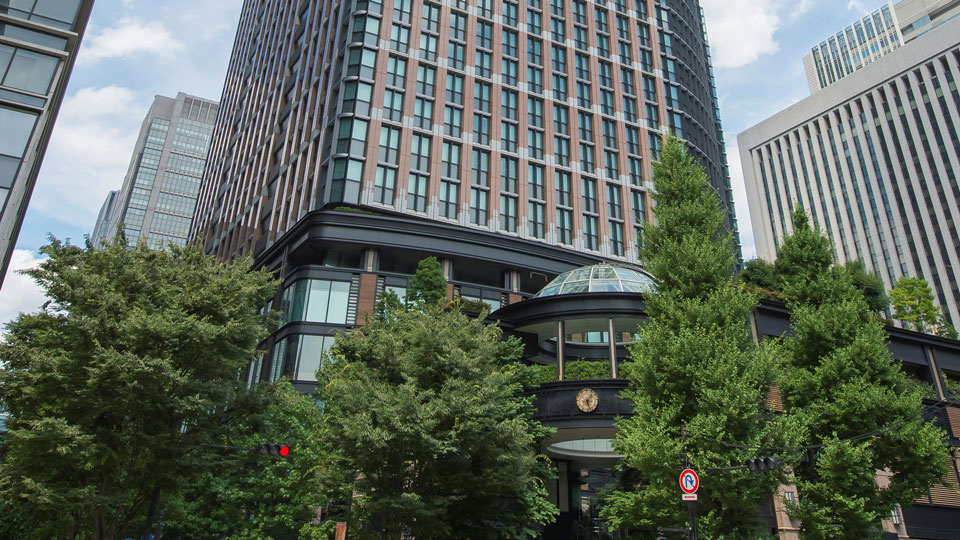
(193, 0, 739, 268)
(196, 0, 739, 383)
(803, 0, 960, 93)
(740, 17, 960, 327)
(107, 93, 218, 249)
(195, 1, 739, 537)
(90, 189, 117, 245)
(0, 0, 95, 288)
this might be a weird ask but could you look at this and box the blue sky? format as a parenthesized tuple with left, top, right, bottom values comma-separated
(0, 0, 883, 324)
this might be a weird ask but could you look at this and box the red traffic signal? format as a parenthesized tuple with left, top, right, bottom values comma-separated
(256, 443, 291, 457)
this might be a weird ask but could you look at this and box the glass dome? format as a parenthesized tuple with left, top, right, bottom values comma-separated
(534, 263, 656, 298)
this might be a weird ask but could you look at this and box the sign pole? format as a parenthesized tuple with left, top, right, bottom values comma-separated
(687, 500, 697, 540)
(681, 426, 698, 540)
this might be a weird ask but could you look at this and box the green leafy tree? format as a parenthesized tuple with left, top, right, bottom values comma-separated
(164, 381, 340, 540)
(936, 322, 959, 340)
(738, 258, 779, 291)
(844, 260, 890, 313)
(0, 238, 277, 540)
(776, 210, 949, 539)
(890, 276, 942, 333)
(604, 135, 798, 538)
(406, 256, 448, 308)
(318, 304, 556, 539)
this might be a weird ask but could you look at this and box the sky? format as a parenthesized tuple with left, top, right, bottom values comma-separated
(0, 0, 884, 326)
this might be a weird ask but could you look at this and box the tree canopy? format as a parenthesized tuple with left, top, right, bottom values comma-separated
(776, 209, 949, 538)
(405, 256, 448, 308)
(164, 381, 340, 540)
(318, 301, 556, 539)
(0, 238, 277, 540)
(890, 276, 942, 334)
(604, 135, 796, 537)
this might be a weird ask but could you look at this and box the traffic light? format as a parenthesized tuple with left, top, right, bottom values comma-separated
(256, 443, 291, 457)
(745, 456, 783, 472)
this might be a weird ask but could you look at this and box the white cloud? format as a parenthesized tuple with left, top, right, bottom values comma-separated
(30, 86, 145, 229)
(702, 0, 818, 68)
(0, 250, 49, 331)
(79, 17, 186, 65)
(847, 0, 873, 13)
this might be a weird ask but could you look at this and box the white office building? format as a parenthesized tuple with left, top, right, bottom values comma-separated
(740, 17, 960, 326)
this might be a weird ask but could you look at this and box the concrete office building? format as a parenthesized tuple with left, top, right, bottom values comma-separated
(803, 0, 960, 93)
(740, 17, 960, 327)
(0, 0, 95, 288)
(90, 189, 117, 245)
(106, 93, 218, 249)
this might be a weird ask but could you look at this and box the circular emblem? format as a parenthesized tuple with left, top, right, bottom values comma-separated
(576, 388, 599, 413)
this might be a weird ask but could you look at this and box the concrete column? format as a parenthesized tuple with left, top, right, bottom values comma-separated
(557, 319, 565, 381)
(609, 318, 618, 379)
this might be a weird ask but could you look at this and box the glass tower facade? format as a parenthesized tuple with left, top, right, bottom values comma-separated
(193, 0, 739, 264)
(802, 2, 902, 93)
(105, 93, 218, 250)
(0, 0, 94, 288)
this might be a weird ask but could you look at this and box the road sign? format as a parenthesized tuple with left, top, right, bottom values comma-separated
(679, 469, 699, 494)
(682, 494, 698, 501)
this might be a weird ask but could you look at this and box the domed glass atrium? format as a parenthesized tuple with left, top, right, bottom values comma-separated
(534, 263, 656, 297)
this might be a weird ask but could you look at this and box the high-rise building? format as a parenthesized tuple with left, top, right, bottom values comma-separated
(739, 17, 960, 326)
(90, 189, 117, 245)
(193, 0, 739, 268)
(106, 93, 218, 249)
(0, 0, 95, 288)
(802, 0, 960, 93)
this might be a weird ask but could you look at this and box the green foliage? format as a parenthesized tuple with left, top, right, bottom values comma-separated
(164, 381, 340, 540)
(518, 360, 612, 385)
(738, 258, 779, 291)
(943, 373, 960, 401)
(373, 288, 404, 322)
(936, 323, 959, 340)
(318, 305, 556, 538)
(844, 260, 890, 313)
(776, 212, 950, 538)
(0, 238, 277, 540)
(890, 276, 942, 333)
(406, 256, 448, 308)
(605, 135, 798, 538)
(639, 136, 735, 299)
(774, 209, 834, 293)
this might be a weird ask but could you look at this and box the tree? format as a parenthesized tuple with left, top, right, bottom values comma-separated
(738, 258, 779, 291)
(0, 238, 277, 540)
(318, 303, 556, 539)
(405, 256, 448, 308)
(890, 276, 941, 333)
(774, 209, 834, 290)
(164, 381, 340, 540)
(776, 210, 949, 538)
(844, 260, 890, 313)
(603, 135, 797, 537)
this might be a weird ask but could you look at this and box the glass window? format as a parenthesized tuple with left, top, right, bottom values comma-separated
(282, 279, 351, 325)
(440, 179, 459, 218)
(2, 46, 59, 95)
(0, 106, 38, 158)
(2, 0, 82, 29)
